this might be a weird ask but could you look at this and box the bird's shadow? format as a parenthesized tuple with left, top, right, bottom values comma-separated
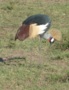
(0, 56, 26, 63)
(0, 58, 4, 62)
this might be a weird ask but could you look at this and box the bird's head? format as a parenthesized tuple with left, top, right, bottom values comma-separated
(48, 29, 62, 44)
(48, 36, 55, 44)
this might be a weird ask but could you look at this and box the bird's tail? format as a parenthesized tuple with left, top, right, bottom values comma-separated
(15, 24, 29, 41)
(15, 34, 17, 41)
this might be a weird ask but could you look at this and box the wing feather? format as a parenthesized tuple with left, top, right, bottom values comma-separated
(29, 23, 49, 38)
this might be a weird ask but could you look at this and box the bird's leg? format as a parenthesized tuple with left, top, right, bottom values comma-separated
(38, 37, 43, 64)
(38, 37, 42, 51)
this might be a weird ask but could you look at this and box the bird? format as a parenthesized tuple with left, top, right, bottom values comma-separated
(15, 14, 62, 43)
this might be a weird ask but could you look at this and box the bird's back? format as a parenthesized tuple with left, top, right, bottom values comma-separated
(23, 14, 51, 25)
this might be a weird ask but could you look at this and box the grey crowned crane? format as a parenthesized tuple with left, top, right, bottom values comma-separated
(15, 14, 62, 43)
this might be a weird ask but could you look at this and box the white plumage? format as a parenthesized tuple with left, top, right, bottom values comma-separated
(38, 23, 49, 34)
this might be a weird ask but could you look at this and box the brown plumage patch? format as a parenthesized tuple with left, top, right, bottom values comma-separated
(29, 23, 40, 38)
(48, 29, 62, 41)
(15, 24, 29, 41)
(15, 23, 41, 41)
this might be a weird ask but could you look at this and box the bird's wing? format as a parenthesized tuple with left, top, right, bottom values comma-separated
(29, 23, 39, 38)
(29, 23, 49, 38)
(37, 23, 49, 34)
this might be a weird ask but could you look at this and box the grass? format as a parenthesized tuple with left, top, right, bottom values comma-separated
(0, 0, 69, 90)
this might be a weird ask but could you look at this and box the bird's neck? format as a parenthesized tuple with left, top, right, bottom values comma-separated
(41, 32, 52, 40)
